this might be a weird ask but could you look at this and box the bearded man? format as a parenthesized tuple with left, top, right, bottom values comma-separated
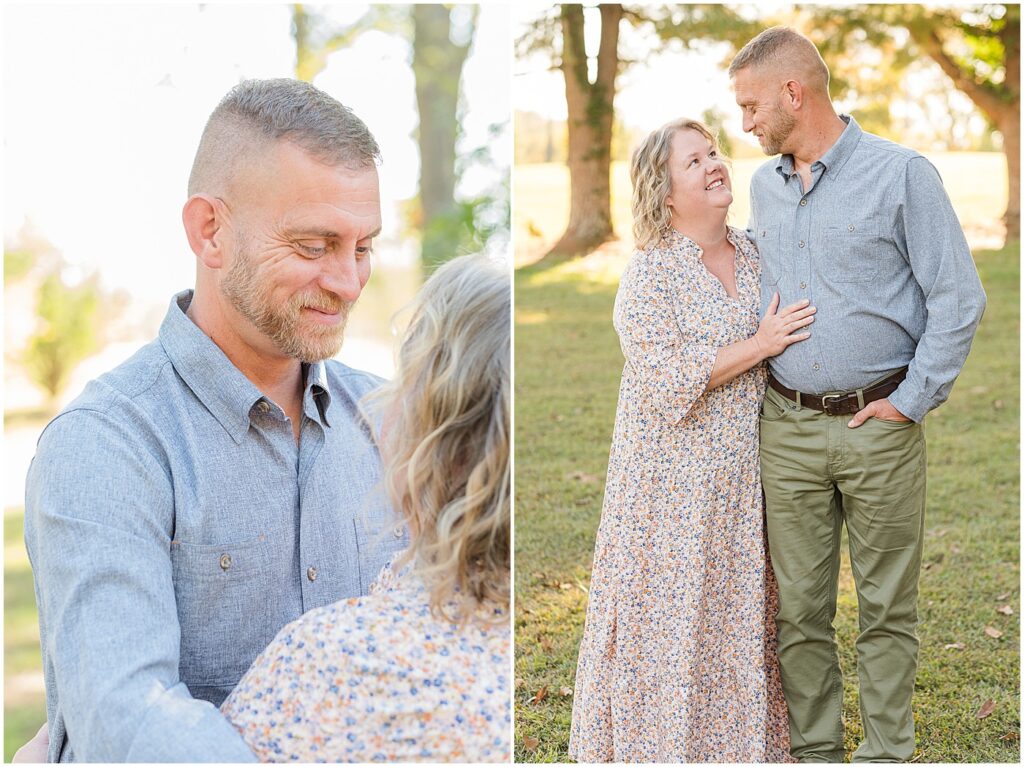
(730, 27, 986, 763)
(24, 79, 406, 761)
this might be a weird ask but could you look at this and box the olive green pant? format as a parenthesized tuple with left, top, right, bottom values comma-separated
(760, 385, 926, 763)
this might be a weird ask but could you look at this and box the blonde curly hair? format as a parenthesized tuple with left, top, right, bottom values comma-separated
(630, 118, 719, 251)
(365, 253, 510, 624)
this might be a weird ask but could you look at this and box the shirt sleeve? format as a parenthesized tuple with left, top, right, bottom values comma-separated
(615, 252, 718, 424)
(24, 408, 258, 762)
(886, 156, 987, 422)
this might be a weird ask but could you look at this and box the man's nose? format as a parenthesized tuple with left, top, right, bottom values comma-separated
(742, 113, 754, 133)
(318, 250, 363, 302)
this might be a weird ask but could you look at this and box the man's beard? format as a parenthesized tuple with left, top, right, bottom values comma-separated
(221, 239, 353, 363)
(760, 99, 797, 156)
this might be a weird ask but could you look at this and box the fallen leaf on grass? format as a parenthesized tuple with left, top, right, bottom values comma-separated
(566, 470, 600, 484)
(993, 399, 1004, 410)
(560, 582, 574, 590)
(539, 635, 553, 652)
(560, 686, 574, 697)
(996, 592, 1011, 601)
(943, 642, 966, 650)
(976, 699, 996, 719)
(985, 626, 1004, 639)
(1000, 732, 1019, 742)
(997, 604, 1013, 616)
(531, 685, 549, 704)
(523, 736, 540, 751)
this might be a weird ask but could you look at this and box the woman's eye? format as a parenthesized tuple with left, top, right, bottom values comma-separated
(689, 158, 699, 168)
(709, 150, 718, 159)
(355, 243, 374, 259)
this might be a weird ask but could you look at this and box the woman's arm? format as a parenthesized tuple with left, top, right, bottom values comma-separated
(705, 293, 815, 390)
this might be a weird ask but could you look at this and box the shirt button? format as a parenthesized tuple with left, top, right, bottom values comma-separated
(393, 526, 404, 539)
(760, 230, 767, 237)
(307, 566, 318, 582)
(219, 553, 232, 571)
(798, 240, 805, 248)
(800, 281, 807, 289)
(257, 401, 270, 414)
(813, 363, 821, 371)
(800, 199, 807, 206)
(848, 224, 856, 231)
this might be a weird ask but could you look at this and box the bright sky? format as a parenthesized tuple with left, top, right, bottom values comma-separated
(3, 3, 510, 303)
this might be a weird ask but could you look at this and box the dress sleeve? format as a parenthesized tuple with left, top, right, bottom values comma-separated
(614, 251, 719, 424)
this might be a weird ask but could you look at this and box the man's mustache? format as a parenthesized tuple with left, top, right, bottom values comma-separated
(295, 292, 350, 314)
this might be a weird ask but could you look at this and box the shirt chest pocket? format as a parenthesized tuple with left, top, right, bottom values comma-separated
(822, 221, 896, 283)
(754, 225, 783, 284)
(170, 528, 298, 694)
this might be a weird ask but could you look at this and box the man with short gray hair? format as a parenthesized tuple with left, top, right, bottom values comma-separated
(730, 27, 986, 762)
(24, 78, 405, 761)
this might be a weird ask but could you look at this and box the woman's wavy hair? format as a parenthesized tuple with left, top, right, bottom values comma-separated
(364, 253, 510, 624)
(630, 118, 720, 251)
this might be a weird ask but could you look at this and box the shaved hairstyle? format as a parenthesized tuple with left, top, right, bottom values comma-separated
(187, 78, 381, 197)
(728, 26, 830, 95)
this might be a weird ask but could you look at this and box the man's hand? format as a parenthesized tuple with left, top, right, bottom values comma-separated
(847, 398, 912, 428)
(12, 722, 48, 763)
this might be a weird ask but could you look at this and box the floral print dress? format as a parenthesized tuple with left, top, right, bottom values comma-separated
(569, 227, 792, 763)
(221, 557, 511, 762)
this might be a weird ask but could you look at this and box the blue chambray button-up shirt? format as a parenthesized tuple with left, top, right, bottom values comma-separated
(25, 290, 406, 762)
(748, 115, 986, 422)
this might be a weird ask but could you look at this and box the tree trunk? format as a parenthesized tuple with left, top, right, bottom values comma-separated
(547, 3, 622, 259)
(412, 5, 475, 270)
(995, 106, 1020, 240)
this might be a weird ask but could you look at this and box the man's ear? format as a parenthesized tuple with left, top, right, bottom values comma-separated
(182, 194, 226, 269)
(783, 79, 804, 111)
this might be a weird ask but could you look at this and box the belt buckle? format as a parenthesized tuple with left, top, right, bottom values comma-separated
(820, 393, 843, 416)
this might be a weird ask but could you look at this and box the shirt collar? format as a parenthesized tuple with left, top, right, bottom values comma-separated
(775, 114, 861, 181)
(159, 290, 333, 443)
(304, 360, 332, 428)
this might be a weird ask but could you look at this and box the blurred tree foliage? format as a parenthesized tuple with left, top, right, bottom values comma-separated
(4, 248, 34, 283)
(7, 228, 112, 407)
(25, 270, 103, 405)
(291, 4, 509, 272)
(797, 4, 1019, 238)
(520, 4, 1017, 258)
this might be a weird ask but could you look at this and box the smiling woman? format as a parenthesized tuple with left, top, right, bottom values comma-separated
(567, 117, 809, 762)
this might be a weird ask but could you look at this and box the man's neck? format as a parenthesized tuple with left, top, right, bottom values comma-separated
(790, 112, 847, 173)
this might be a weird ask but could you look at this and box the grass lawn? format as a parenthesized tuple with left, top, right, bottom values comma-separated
(5, 507, 46, 762)
(513, 243, 1020, 762)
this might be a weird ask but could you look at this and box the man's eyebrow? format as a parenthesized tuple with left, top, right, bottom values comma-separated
(291, 228, 339, 239)
(290, 226, 381, 239)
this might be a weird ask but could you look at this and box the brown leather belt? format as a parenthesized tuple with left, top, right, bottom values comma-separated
(768, 368, 908, 416)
